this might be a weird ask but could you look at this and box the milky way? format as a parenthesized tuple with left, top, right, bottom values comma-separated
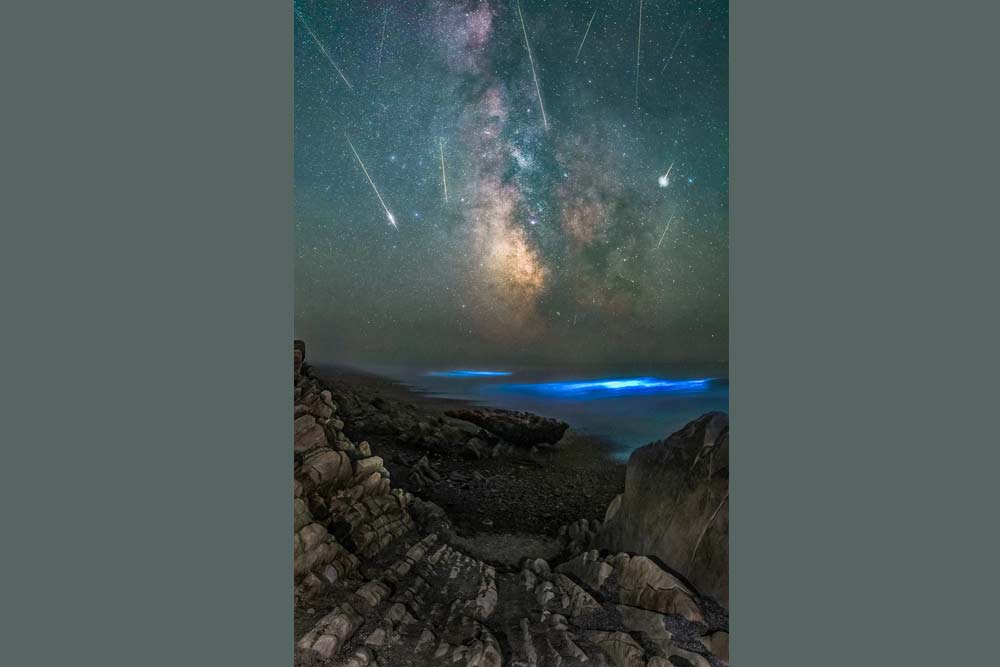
(295, 0, 728, 366)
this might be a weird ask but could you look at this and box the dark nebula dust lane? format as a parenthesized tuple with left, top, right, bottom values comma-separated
(295, 0, 728, 367)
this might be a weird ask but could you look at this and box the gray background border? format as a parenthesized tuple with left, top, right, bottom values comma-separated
(3, 1, 998, 665)
(731, 0, 999, 663)
(3, 1, 292, 665)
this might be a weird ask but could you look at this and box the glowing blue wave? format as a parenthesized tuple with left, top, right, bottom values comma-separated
(425, 370, 513, 378)
(496, 377, 712, 398)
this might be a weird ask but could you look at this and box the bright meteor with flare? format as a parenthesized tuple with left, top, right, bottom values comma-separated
(658, 162, 674, 188)
(346, 136, 397, 230)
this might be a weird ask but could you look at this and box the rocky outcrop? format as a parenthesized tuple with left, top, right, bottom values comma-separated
(596, 412, 730, 608)
(293, 345, 415, 594)
(445, 408, 569, 448)
(293, 343, 728, 667)
(323, 385, 512, 460)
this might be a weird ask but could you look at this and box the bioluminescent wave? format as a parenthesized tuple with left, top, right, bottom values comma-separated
(496, 377, 713, 398)
(426, 370, 513, 378)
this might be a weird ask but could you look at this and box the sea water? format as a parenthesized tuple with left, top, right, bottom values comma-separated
(364, 364, 729, 462)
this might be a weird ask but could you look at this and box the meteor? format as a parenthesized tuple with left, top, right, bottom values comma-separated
(658, 162, 674, 188)
(634, 0, 643, 107)
(517, 1, 549, 130)
(655, 208, 678, 249)
(377, 8, 387, 72)
(575, 8, 598, 62)
(295, 11, 354, 91)
(346, 135, 397, 229)
(439, 138, 449, 203)
(660, 24, 688, 73)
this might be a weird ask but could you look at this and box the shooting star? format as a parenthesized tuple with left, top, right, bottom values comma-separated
(346, 135, 397, 229)
(658, 162, 674, 188)
(517, 1, 549, 130)
(575, 8, 598, 62)
(634, 0, 643, 107)
(660, 24, 688, 73)
(377, 8, 388, 72)
(439, 138, 449, 203)
(655, 208, 678, 249)
(295, 11, 353, 91)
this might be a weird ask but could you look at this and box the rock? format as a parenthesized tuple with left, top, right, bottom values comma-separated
(294, 415, 328, 453)
(700, 631, 729, 664)
(299, 449, 352, 493)
(557, 551, 704, 624)
(413, 456, 440, 481)
(353, 456, 384, 481)
(355, 579, 391, 607)
(611, 553, 704, 623)
(558, 517, 600, 555)
(297, 603, 364, 659)
(596, 412, 729, 608)
(463, 437, 486, 459)
(445, 408, 569, 448)
(584, 631, 646, 667)
(344, 647, 375, 667)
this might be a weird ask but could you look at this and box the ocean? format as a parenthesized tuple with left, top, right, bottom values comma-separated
(359, 364, 729, 461)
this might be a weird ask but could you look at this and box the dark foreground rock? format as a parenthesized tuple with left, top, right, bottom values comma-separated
(597, 412, 730, 609)
(445, 407, 569, 448)
(293, 342, 729, 666)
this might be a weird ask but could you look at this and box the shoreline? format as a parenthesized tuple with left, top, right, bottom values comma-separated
(310, 362, 627, 555)
(312, 362, 628, 463)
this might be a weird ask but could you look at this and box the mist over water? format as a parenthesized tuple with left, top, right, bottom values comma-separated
(362, 364, 729, 462)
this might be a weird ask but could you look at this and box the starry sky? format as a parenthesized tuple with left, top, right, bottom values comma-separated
(294, 0, 728, 367)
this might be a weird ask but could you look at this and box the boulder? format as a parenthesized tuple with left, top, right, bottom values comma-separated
(294, 416, 328, 454)
(596, 412, 729, 607)
(445, 408, 569, 448)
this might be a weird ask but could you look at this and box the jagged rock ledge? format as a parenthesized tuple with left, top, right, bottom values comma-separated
(293, 340, 730, 667)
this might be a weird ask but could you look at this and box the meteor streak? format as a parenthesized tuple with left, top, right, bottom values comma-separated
(660, 24, 688, 73)
(655, 208, 678, 249)
(658, 162, 674, 188)
(295, 11, 353, 91)
(517, 1, 548, 130)
(634, 0, 643, 107)
(377, 8, 387, 72)
(575, 8, 598, 62)
(439, 138, 449, 203)
(346, 135, 397, 229)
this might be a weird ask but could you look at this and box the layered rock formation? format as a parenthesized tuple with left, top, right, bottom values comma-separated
(596, 413, 730, 608)
(293, 341, 729, 667)
(444, 408, 569, 448)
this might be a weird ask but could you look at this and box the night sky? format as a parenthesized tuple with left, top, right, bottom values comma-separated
(294, 0, 728, 367)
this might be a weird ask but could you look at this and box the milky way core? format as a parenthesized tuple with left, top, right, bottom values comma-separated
(295, 0, 729, 366)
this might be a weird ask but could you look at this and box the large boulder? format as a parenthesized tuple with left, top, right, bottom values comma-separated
(596, 412, 729, 608)
(445, 407, 569, 447)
